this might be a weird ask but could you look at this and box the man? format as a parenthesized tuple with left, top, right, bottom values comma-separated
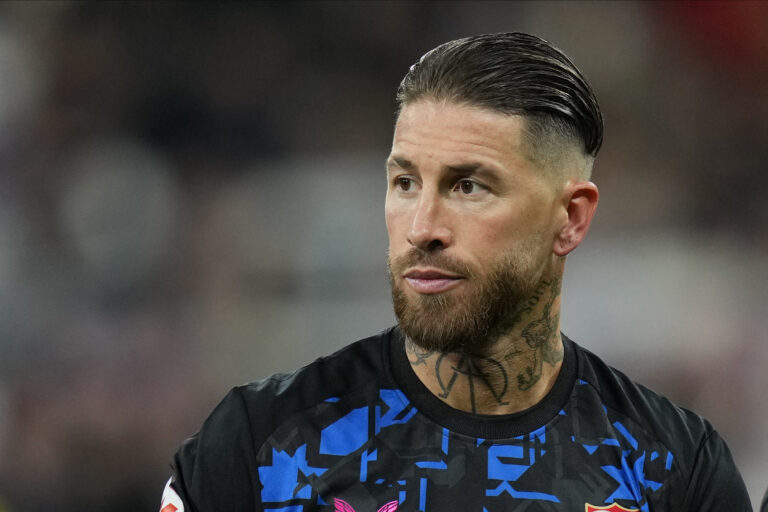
(160, 33, 751, 511)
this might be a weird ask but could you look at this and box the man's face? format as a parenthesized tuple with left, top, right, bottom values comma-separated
(385, 100, 565, 352)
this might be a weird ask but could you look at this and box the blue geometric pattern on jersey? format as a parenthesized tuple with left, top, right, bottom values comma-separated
(571, 414, 672, 512)
(376, 389, 418, 434)
(257, 382, 679, 510)
(613, 420, 638, 449)
(575, 434, 621, 455)
(441, 428, 449, 454)
(258, 445, 327, 502)
(415, 427, 450, 472)
(320, 406, 368, 455)
(415, 460, 448, 469)
(485, 426, 559, 503)
(360, 449, 377, 482)
(318, 390, 418, 459)
(601, 452, 663, 512)
(259, 387, 423, 507)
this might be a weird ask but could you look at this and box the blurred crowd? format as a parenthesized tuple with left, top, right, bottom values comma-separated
(0, 2, 765, 510)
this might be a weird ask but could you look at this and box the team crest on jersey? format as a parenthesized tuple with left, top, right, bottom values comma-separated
(334, 497, 398, 512)
(585, 504, 639, 512)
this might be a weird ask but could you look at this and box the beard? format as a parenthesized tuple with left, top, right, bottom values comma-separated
(388, 240, 548, 353)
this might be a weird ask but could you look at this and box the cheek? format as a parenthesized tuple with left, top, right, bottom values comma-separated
(384, 204, 406, 243)
(467, 211, 543, 259)
(384, 204, 395, 231)
(470, 212, 518, 245)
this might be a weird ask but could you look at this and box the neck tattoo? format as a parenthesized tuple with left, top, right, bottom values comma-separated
(405, 276, 564, 414)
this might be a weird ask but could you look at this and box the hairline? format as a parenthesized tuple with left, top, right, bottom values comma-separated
(397, 96, 594, 182)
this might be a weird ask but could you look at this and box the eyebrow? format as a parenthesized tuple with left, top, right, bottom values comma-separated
(386, 155, 503, 186)
(387, 156, 493, 174)
(386, 156, 414, 171)
(445, 163, 487, 174)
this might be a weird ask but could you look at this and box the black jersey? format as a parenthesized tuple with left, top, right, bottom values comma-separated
(162, 327, 751, 512)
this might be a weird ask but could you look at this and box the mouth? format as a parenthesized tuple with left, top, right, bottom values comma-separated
(403, 267, 464, 294)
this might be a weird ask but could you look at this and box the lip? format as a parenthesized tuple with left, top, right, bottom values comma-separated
(403, 267, 463, 294)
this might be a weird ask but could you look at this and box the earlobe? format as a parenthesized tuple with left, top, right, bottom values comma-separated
(553, 181, 599, 257)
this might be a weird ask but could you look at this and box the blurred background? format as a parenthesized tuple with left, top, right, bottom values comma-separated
(0, 1, 765, 510)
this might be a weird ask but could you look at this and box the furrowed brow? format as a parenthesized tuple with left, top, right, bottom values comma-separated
(445, 163, 482, 174)
(445, 163, 503, 186)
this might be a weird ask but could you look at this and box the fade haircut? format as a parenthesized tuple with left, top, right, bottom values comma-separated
(396, 32, 603, 179)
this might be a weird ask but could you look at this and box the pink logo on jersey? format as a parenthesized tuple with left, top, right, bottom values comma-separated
(585, 504, 640, 512)
(334, 497, 398, 512)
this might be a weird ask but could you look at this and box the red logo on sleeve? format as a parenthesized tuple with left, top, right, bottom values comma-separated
(160, 478, 184, 512)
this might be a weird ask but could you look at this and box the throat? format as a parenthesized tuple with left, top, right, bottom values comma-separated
(406, 335, 564, 415)
(404, 274, 565, 415)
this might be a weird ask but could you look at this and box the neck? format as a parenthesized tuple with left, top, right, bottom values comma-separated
(404, 274, 564, 415)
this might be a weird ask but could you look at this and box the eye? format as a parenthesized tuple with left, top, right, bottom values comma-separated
(459, 180, 475, 194)
(454, 179, 484, 195)
(395, 177, 413, 191)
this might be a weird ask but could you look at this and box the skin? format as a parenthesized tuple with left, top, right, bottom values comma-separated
(385, 100, 599, 415)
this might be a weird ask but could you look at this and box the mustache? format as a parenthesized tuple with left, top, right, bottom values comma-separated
(388, 248, 476, 278)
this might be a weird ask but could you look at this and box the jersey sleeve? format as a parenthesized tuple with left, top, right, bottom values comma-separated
(682, 428, 752, 511)
(164, 387, 262, 512)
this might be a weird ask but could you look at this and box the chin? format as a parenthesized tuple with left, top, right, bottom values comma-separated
(394, 291, 494, 353)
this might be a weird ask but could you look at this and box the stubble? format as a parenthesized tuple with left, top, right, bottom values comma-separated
(388, 237, 547, 353)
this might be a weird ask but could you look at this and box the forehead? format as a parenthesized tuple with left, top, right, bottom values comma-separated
(391, 100, 530, 171)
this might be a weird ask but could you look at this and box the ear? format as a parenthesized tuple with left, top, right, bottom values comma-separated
(553, 180, 599, 257)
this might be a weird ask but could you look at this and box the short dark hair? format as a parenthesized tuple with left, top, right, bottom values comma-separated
(397, 32, 603, 169)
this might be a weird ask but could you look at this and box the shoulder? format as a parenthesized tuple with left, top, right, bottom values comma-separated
(234, 329, 391, 439)
(169, 329, 393, 511)
(193, 328, 391, 449)
(241, 329, 390, 403)
(762, 486, 768, 512)
(570, 337, 712, 454)
(568, 337, 750, 509)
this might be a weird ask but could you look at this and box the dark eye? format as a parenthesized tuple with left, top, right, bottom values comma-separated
(396, 177, 412, 191)
(458, 180, 475, 194)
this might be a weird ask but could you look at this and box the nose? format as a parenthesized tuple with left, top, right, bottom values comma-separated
(407, 192, 452, 252)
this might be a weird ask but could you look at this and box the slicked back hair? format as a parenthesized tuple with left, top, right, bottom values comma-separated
(396, 33, 603, 179)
